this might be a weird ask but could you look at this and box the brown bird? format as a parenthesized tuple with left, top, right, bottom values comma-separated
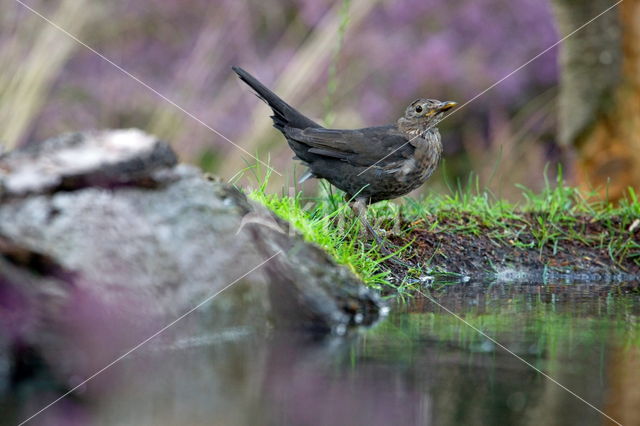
(233, 66, 456, 247)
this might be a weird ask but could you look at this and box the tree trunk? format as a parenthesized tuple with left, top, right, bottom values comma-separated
(552, 0, 640, 201)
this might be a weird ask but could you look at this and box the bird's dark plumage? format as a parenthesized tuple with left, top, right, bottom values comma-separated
(233, 66, 455, 204)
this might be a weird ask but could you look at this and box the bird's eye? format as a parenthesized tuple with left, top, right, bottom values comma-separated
(415, 105, 423, 113)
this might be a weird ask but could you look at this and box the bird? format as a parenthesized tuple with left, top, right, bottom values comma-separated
(233, 66, 456, 249)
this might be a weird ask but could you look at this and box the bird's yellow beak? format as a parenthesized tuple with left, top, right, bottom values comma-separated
(435, 101, 457, 113)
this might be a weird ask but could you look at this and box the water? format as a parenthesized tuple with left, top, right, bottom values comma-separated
(3, 281, 639, 426)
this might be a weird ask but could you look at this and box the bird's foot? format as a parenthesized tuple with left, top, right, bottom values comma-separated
(350, 198, 413, 268)
(363, 227, 415, 268)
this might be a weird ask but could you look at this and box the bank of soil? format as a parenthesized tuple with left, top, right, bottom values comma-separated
(385, 212, 640, 287)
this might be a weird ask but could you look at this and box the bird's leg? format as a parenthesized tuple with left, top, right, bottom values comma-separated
(350, 199, 414, 269)
(350, 198, 389, 253)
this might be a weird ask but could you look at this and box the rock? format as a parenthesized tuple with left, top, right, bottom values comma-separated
(0, 129, 382, 390)
(0, 129, 177, 199)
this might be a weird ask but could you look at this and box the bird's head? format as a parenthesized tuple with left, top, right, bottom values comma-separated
(398, 98, 457, 135)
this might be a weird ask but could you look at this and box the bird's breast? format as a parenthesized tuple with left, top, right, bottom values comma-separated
(396, 131, 442, 184)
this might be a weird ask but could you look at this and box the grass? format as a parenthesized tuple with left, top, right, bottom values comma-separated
(245, 168, 640, 291)
(404, 172, 640, 253)
(0, 0, 98, 150)
(323, 0, 352, 127)
(249, 176, 396, 291)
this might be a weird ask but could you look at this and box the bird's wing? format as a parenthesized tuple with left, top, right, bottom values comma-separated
(286, 126, 412, 167)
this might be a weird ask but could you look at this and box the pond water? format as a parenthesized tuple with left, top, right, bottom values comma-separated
(3, 281, 639, 426)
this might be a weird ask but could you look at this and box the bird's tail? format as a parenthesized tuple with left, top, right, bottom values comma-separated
(232, 66, 320, 130)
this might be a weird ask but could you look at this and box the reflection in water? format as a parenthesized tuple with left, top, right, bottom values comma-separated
(2, 281, 639, 426)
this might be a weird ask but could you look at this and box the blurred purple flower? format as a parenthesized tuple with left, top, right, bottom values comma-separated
(4, 0, 558, 160)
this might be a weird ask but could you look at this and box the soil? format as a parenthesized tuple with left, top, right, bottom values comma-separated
(382, 212, 640, 288)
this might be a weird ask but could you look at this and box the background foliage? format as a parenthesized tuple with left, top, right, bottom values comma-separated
(2, 0, 560, 198)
